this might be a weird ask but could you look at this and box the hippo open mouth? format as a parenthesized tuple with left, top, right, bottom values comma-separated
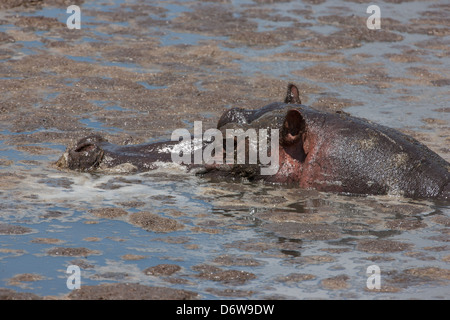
(56, 84, 450, 200)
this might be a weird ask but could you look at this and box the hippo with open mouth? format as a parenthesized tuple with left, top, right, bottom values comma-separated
(56, 84, 450, 200)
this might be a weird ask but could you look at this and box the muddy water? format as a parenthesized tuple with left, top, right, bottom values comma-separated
(0, 0, 449, 299)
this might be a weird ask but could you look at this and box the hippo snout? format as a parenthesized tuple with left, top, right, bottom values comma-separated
(56, 135, 105, 171)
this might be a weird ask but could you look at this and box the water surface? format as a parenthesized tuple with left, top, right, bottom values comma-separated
(0, 0, 448, 299)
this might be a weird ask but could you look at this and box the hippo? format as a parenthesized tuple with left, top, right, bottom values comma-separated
(56, 84, 450, 200)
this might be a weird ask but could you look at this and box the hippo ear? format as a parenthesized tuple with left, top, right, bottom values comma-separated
(282, 109, 306, 145)
(284, 84, 301, 104)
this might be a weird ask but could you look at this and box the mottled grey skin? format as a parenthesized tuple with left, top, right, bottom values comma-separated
(56, 135, 181, 173)
(56, 84, 450, 200)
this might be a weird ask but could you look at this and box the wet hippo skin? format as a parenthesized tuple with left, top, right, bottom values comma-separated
(56, 84, 450, 200)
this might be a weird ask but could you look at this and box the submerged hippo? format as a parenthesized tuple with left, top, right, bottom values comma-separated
(56, 84, 450, 200)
